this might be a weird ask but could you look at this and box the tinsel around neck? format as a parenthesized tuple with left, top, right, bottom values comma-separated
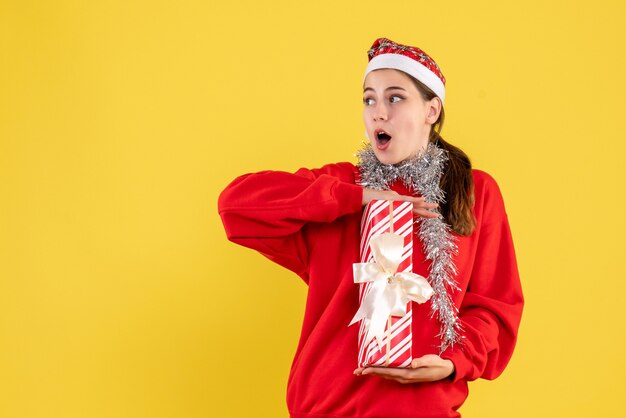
(355, 142, 447, 202)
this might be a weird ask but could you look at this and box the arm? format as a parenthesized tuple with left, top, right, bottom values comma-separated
(440, 174, 524, 383)
(217, 164, 364, 281)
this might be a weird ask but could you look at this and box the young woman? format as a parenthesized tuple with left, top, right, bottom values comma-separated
(218, 37, 524, 418)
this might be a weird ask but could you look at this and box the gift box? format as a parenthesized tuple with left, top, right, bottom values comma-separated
(350, 200, 433, 368)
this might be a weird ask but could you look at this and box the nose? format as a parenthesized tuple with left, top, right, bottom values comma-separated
(373, 101, 388, 121)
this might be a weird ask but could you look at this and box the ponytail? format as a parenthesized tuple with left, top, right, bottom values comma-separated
(431, 130, 476, 236)
(404, 72, 476, 235)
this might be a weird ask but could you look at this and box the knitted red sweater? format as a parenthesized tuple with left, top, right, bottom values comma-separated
(218, 162, 523, 418)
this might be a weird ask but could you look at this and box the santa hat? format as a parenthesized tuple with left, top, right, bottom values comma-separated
(364, 38, 446, 106)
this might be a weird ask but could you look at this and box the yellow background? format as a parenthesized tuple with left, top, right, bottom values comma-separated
(1, 1, 625, 417)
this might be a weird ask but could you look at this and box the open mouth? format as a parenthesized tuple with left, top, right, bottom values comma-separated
(375, 130, 392, 145)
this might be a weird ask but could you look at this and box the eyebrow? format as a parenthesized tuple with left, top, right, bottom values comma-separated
(363, 86, 407, 93)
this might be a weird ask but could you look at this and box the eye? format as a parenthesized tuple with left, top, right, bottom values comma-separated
(363, 97, 374, 106)
(389, 95, 404, 103)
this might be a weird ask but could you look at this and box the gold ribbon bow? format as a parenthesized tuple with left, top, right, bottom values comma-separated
(349, 232, 434, 349)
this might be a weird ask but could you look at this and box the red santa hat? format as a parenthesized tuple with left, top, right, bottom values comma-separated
(364, 38, 446, 106)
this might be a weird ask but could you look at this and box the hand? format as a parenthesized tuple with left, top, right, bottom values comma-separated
(362, 188, 439, 219)
(353, 354, 455, 384)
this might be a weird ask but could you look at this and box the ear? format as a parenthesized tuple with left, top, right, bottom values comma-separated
(426, 97, 442, 124)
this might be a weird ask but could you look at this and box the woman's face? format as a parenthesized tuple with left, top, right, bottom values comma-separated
(363, 69, 441, 165)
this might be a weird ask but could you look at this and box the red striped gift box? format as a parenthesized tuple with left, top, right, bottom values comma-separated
(356, 199, 415, 368)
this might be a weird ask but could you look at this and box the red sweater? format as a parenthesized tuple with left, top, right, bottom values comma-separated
(218, 162, 524, 418)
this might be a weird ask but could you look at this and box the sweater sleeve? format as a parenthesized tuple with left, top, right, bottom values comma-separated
(440, 173, 524, 383)
(217, 164, 364, 281)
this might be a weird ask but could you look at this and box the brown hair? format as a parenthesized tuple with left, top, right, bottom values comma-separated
(408, 74, 476, 236)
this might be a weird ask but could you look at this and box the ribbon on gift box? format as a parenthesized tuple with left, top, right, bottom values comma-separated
(349, 231, 434, 350)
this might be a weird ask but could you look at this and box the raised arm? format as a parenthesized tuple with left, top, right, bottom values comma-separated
(217, 163, 364, 281)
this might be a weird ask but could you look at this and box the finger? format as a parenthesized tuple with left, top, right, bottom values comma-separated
(383, 195, 439, 211)
(362, 367, 432, 383)
(386, 192, 413, 201)
(412, 201, 438, 210)
(417, 202, 439, 209)
(413, 207, 439, 216)
(361, 367, 412, 379)
(410, 196, 438, 205)
(408, 195, 425, 201)
(404, 196, 427, 204)
(413, 209, 440, 219)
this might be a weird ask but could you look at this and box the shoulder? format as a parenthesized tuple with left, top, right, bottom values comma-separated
(471, 169, 507, 221)
(472, 169, 504, 198)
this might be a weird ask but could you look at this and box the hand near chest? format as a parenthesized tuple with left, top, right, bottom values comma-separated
(362, 188, 439, 219)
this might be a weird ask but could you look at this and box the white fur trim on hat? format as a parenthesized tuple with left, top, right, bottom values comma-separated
(364, 53, 445, 106)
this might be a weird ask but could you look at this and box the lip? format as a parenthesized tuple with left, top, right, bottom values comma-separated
(374, 128, 389, 136)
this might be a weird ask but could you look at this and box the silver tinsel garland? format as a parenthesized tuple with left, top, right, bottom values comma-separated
(355, 142, 464, 354)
